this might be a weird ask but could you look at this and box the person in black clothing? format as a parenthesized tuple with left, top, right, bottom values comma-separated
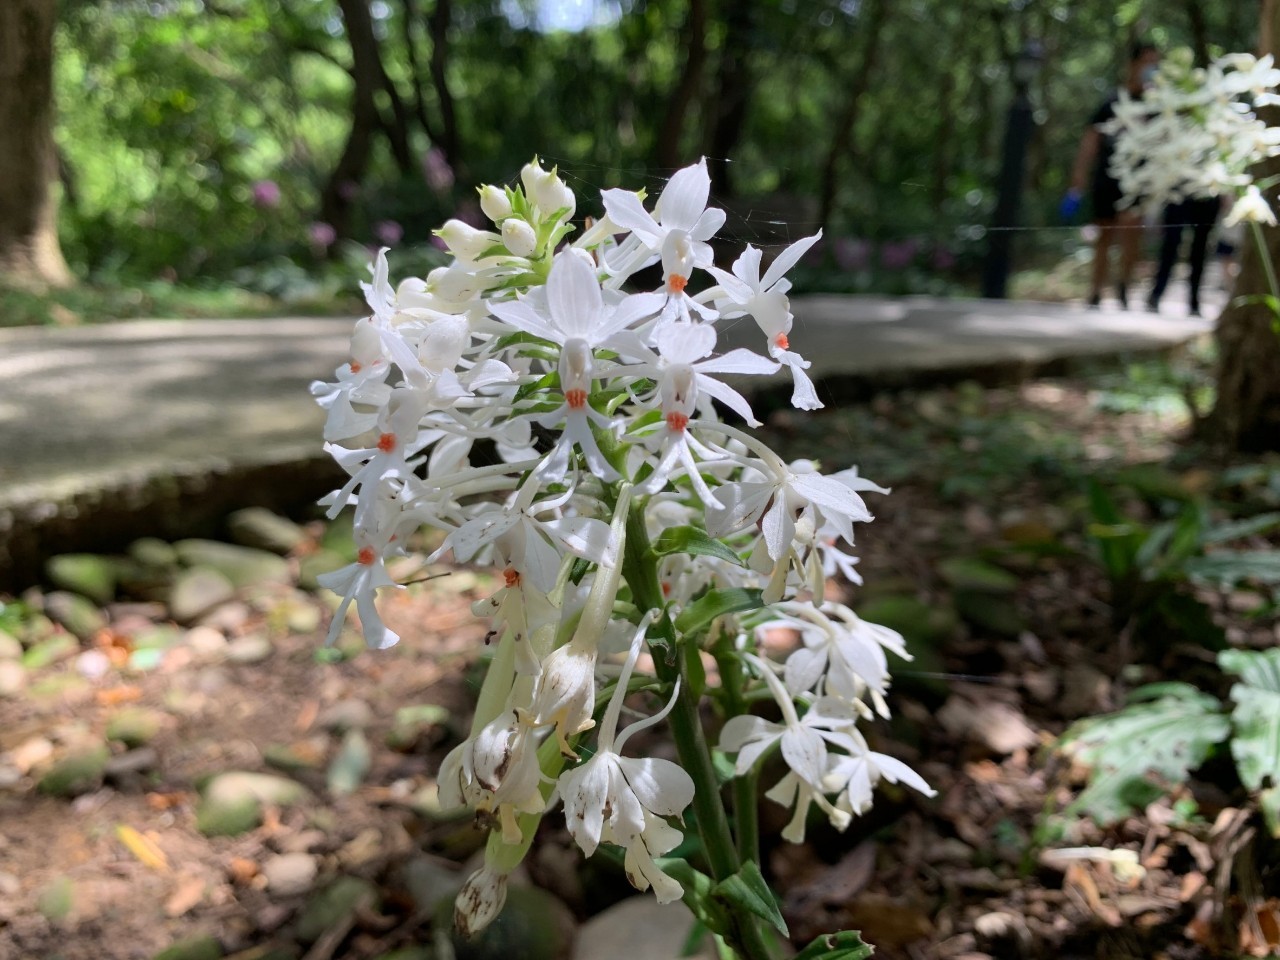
(1147, 195, 1220, 316)
(1064, 41, 1161, 309)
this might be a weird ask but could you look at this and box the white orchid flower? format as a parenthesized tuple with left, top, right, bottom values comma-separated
(559, 615, 694, 904)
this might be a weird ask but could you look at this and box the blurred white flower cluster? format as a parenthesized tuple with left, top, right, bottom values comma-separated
(1108, 50, 1280, 226)
(311, 158, 931, 935)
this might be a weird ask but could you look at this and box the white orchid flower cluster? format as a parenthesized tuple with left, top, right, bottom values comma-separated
(311, 157, 931, 940)
(1107, 49, 1280, 226)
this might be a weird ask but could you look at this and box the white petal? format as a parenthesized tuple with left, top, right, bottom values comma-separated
(732, 245, 763, 288)
(689, 206, 726, 242)
(783, 645, 828, 695)
(547, 251, 604, 341)
(601, 189, 663, 245)
(872, 753, 936, 798)
(540, 515, 614, 565)
(655, 159, 711, 231)
(780, 725, 828, 786)
(618, 756, 695, 818)
(790, 473, 872, 523)
(761, 231, 822, 290)
(695, 347, 780, 377)
(489, 297, 560, 343)
(657, 321, 717, 365)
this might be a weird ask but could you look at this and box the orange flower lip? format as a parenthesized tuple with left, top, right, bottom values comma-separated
(667, 274, 688, 294)
(775, 333, 789, 351)
(564, 388, 588, 409)
(357, 546, 376, 565)
(665, 412, 689, 432)
(377, 432, 397, 452)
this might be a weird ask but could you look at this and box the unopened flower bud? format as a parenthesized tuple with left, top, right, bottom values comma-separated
(429, 264, 485, 302)
(479, 184, 513, 223)
(454, 865, 508, 939)
(522, 160, 575, 219)
(501, 218, 537, 258)
(436, 219, 500, 261)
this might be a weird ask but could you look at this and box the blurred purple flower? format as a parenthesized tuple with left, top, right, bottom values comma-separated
(833, 237, 871, 272)
(337, 180, 360, 202)
(375, 220, 404, 246)
(880, 239, 919, 270)
(931, 246, 956, 271)
(430, 233, 448, 251)
(252, 179, 281, 208)
(310, 221, 337, 249)
(423, 147, 455, 192)
(452, 199, 485, 229)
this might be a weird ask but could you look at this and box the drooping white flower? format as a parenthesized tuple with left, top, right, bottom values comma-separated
(1225, 183, 1278, 227)
(454, 863, 509, 939)
(559, 615, 694, 903)
(822, 728, 935, 818)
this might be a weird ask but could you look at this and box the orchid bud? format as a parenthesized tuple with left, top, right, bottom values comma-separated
(436, 219, 500, 261)
(428, 264, 486, 302)
(522, 160, 575, 219)
(479, 184, 512, 223)
(501, 218, 538, 258)
(454, 864, 509, 939)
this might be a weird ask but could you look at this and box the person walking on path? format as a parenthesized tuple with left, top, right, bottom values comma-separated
(1063, 41, 1161, 309)
(1147, 195, 1220, 316)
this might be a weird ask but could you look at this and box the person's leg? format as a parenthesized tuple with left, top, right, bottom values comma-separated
(1117, 209, 1145, 308)
(1186, 197, 1219, 316)
(1149, 202, 1184, 310)
(1090, 221, 1115, 306)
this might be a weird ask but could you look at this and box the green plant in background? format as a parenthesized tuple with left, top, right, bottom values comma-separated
(1057, 648, 1280, 836)
(1084, 474, 1280, 649)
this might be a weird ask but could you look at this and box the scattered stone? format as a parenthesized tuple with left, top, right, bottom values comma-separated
(0, 871, 19, 897)
(283, 601, 321, 635)
(226, 634, 273, 665)
(76, 650, 112, 679)
(263, 740, 325, 772)
(227, 508, 308, 555)
(36, 876, 75, 923)
(401, 855, 464, 912)
(318, 698, 374, 732)
(38, 743, 111, 797)
(169, 569, 236, 624)
(0, 765, 19, 789)
(184, 626, 228, 662)
(106, 707, 165, 747)
(338, 828, 384, 869)
(296, 876, 379, 943)
(573, 894, 707, 960)
(262, 853, 318, 897)
(46, 554, 116, 605)
(937, 695, 1038, 755)
(298, 549, 347, 591)
(0, 661, 25, 698)
(44, 592, 107, 641)
(21, 634, 79, 670)
(134, 625, 183, 651)
(327, 729, 371, 797)
(173, 540, 290, 589)
(443, 884, 576, 960)
(129, 537, 179, 569)
(126, 647, 167, 673)
(0, 630, 23, 660)
(938, 557, 1019, 594)
(10, 736, 54, 773)
(197, 602, 251, 633)
(105, 747, 159, 779)
(197, 771, 311, 837)
(387, 703, 451, 752)
(152, 934, 223, 960)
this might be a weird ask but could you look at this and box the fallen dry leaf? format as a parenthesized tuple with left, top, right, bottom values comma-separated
(115, 825, 169, 872)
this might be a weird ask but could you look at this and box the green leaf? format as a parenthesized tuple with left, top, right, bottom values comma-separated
(792, 930, 874, 960)
(674, 588, 764, 639)
(1061, 683, 1230, 825)
(683, 637, 707, 700)
(1219, 648, 1280, 836)
(1203, 512, 1280, 545)
(650, 525, 746, 568)
(1184, 550, 1280, 586)
(711, 861, 788, 937)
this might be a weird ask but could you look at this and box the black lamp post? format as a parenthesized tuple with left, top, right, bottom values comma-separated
(981, 41, 1043, 299)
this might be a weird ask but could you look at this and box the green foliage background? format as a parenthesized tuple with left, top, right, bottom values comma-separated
(50, 0, 1257, 291)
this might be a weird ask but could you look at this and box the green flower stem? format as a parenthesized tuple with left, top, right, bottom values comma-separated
(622, 503, 775, 960)
(1250, 219, 1280, 314)
(714, 638, 760, 866)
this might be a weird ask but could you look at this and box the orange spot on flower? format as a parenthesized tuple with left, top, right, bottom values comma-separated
(357, 547, 376, 565)
(667, 274, 688, 294)
(665, 412, 689, 432)
(661, 582, 671, 597)
(503, 567, 521, 588)
(377, 432, 397, 452)
(564, 389, 588, 409)
(775, 333, 789, 351)
(349, 361, 363, 373)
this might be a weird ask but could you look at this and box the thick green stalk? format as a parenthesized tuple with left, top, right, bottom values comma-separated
(715, 638, 761, 866)
(1250, 219, 1280, 321)
(623, 503, 775, 960)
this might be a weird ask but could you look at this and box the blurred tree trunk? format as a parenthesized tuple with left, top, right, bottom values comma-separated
(427, 0, 462, 175)
(0, 0, 72, 289)
(320, 0, 385, 244)
(655, 0, 707, 171)
(1206, 0, 1280, 452)
(817, 0, 888, 232)
(705, 0, 755, 196)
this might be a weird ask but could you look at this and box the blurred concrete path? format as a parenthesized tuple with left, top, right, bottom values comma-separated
(0, 297, 1213, 587)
